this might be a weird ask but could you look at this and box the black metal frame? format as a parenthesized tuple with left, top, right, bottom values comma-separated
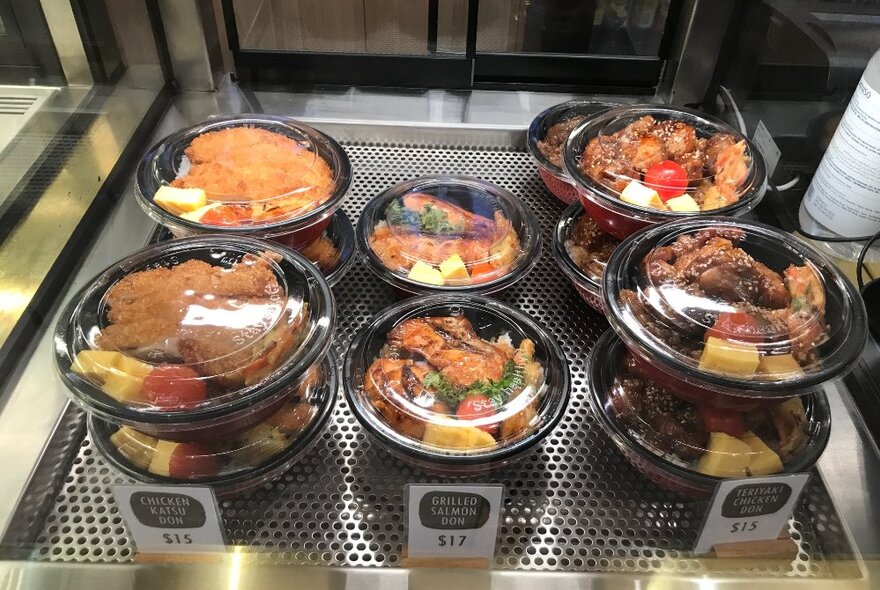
(0, 0, 64, 84)
(221, 0, 680, 92)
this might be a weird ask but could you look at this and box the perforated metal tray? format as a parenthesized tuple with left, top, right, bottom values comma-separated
(4, 125, 863, 581)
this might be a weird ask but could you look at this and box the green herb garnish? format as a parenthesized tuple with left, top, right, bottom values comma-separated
(419, 203, 465, 234)
(424, 360, 522, 407)
(385, 200, 464, 234)
(386, 200, 419, 227)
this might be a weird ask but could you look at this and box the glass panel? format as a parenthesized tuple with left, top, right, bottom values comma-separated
(233, 0, 468, 55)
(476, 0, 672, 56)
(0, 0, 165, 351)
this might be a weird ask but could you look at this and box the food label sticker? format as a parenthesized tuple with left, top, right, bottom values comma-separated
(752, 120, 781, 177)
(405, 483, 503, 563)
(693, 473, 810, 554)
(114, 484, 226, 553)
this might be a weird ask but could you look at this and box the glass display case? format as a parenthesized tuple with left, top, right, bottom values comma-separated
(0, 1, 878, 588)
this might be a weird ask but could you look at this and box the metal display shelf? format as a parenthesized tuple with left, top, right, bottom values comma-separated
(0, 123, 865, 584)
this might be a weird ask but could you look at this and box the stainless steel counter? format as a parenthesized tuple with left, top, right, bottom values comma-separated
(1, 84, 879, 589)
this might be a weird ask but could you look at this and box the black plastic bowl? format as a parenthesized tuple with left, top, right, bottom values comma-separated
(91, 355, 337, 499)
(563, 104, 767, 239)
(136, 114, 352, 250)
(587, 330, 831, 497)
(552, 201, 618, 312)
(343, 294, 570, 476)
(603, 217, 868, 405)
(526, 100, 616, 204)
(356, 175, 541, 297)
(54, 235, 335, 441)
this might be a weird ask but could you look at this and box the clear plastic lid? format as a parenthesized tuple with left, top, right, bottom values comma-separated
(556, 202, 620, 286)
(91, 356, 335, 483)
(527, 100, 617, 172)
(344, 295, 569, 464)
(564, 105, 766, 215)
(55, 235, 334, 422)
(604, 218, 867, 395)
(299, 209, 356, 286)
(358, 176, 540, 292)
(136, 115, 351, 234)
(590, 330, 829, 480)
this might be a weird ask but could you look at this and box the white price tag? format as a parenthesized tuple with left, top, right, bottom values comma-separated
(694, 473, 810, 554)
(752, 120, 781, 177)
(405, 483, 503, 562)
(114, 484, 226, 553)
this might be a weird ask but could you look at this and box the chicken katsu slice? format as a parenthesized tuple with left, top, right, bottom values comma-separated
(388, 316, 513, 388)
(97, 253, 283, 354)
(178, 303, 308, 388)
(172, 127, 333, 202)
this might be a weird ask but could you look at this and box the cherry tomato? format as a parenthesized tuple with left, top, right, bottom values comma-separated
(469, 262, 497, 284)
(696, 405, 747, 438)
(168, 443, 222, 479)
(644, 160, 689, 201)
(705, 312, 763, 344)
(199, 205, 251, 226)
(143, 365, 208, 410)
(456, 394, 498, 433)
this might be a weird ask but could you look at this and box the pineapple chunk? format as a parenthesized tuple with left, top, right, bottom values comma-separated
(742, 431, 784, 476)
(72, 350, 152, 379)
(71, 350, 151, 402)
(148, 439, 180, 477)
(422, 422, 497, 450)
(101, 369, 147, 403)
(698, 336, 760, 378)
(439, 254, 470, 281)
(110, 427, 157, 470)
(407, 261, 445, 285)
(72, 350, 123, 379)
(666, 194, 700, 212)
(154, 186, 206, 214)
(757, 354, 804, 380)
(620, 180, 664, 210)
(696, 432, 752, 478)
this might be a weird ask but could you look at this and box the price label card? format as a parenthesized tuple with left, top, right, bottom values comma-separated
(405, 483, 503, 562)
(694, 473, 810, 554)
(752, 120, 781, 177)
(114, 485, 226, 553)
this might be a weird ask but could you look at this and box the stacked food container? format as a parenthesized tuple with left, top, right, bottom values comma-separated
(51, 115, 360, 497)
(55, 216, 339, 496)
(533, 102, 868, 496)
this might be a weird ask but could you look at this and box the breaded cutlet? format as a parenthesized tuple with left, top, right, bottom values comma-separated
(97, 254, 282, 352)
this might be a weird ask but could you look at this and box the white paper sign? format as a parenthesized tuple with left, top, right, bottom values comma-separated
(405, 483, 503, 561)
(694, 473, 810, 554)
(752, 120, 781, 177)
(114, 484, 226, 553)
